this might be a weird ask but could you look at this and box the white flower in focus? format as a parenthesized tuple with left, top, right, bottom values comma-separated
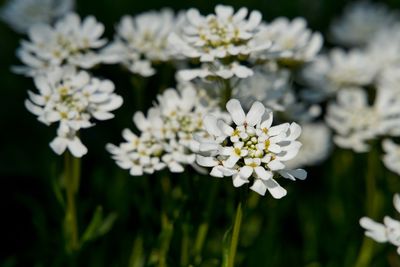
(330, 1, 399, 47)
(107, 86, 227, 175)
(0, 0, 74, 33)
(197, 99, 306, 198)
(286, 123, 332, 169)
(325, 87, 400, 152)
(301, 49, 378, 97)
(169, 5, 270, 80)
(360, 194, 400, 255)
(15, 13, 107, 76)
(254, 17, 323, 65)
(25, 66, 123, 157)
(101, 9, 182, 77)
(382, 139, 400, 176)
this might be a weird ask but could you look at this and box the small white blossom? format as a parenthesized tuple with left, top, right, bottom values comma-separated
(325, 87, 400, 152)
(286, 123, 332, 169)
(101, 9, 182, 77)
(196, 99, 306, 198)
(25, 66, 123, 157)
(254, 17, 323, 65)
(169, 5, 270, 80)
(330, 1, 399, 47)
(107, 86, 227, 175)
(360, 194, 400, 255)
(15, 13, 107, 76)
(0, 0, 74, 33)
(382, 139, 400, 176)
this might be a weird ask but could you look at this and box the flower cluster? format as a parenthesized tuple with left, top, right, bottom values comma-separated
(196, 99, 306, 198)
(360, 194, 400, 255)
(107, 85, 227, 175)
(15, 13, 107, 76)
(101, 9, 182, 76)
(325, 88, 400, 152)
(255, 17, 323, 65)
(170, 5, 270, 80)
(25, 66, 123, 157)
(0, 0, 74, 33)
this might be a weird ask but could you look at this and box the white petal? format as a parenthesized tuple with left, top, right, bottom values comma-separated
(49, 137, 67, 155)
(265, 179, 287, 199)
(250, 179, 267, 196)
(233, 173, 249, 187)
(239, 166, 253, 179)
(226, 99, 245, 126)
(246, 101, 265, 126)
(196, 155, 218, 167)
(360, 217, 388, 243)
(67, 136, 88, 158)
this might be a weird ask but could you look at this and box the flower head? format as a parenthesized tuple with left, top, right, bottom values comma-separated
(101, 9, 182, 76)
(15, 13, 107, 76)
(196, 99, 306, 198)
(25, 66, 123, 157)
(107, 86, 227, 175)
(170, 5, 270, 80)
(0, 0, 74, 33)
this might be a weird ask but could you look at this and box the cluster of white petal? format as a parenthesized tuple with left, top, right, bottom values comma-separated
(255, 17, 323, 65)
(25, 66, 123, 157)
(330, 1, 399, 47)
(325, 88, 400, 152)
(196, 99, 306, 198)
(15, 13, 107, 76)
(0, 0, 74, 33)
(360, 194, 400, 255)
(286, 123, 332, 169)
(301, 49, 378, 98)
(107, 86, 227, 175)
(170, 5, 270, 80)
(101, 9, 182, 77)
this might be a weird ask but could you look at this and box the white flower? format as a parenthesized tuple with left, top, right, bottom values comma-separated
(286, 123, 332, 169)
(14, 13, 107, 76)
(101, 9, 182, 76)
(25, 66, 123, 157)
(0, 0, 74, 33)
(382, 139, 400, 176)
(325, 87, 400, 152)
(107, 86, 227, 175)
(169, 5, 270, 80)
(50, 124, 87, 157)
(360, 194, 400, 255)
(330, 1, 399, 47)
(300, 49, 378, 97)
(196, 99, 306, 198)
(254, 17, 323, 65)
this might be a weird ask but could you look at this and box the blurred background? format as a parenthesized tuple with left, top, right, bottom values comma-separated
(1, 0, 400, 266)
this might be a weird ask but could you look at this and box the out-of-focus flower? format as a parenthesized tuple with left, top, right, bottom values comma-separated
(330, 1, 398, 47)
(15, 13, 107, 76)
(382, 139, 400, 176)
(101, 9, 182, 77)
(233, 65, 290, 111)
(107, 86, 227, 175)
(196, 99, 306, 198)
(25, 66, 123, 157)
(0, 0, 74, 34)
(169, 5, 270, 80)
(301, 49, 378, 98)
(325, 88, 400, 152)
(286, 123, 332, 169)
(254, 17, 322, 65)
(360, 194, 400, 255)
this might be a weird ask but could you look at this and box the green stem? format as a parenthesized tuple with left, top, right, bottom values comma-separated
(159, 212, 173, 267)
(180, 223, 190, 267)
(227, 201, 243, 267)
(64, 151, 80, 253)
(354, 150, 379, 267)
(220, 79, 232, 108)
